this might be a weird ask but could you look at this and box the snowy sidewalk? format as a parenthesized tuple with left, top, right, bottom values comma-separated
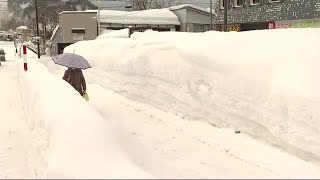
(0, 47, 34, 178)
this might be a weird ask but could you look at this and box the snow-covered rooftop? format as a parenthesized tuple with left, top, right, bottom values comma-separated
(89, 8, 180, 25)
(59, 11, 97, 15)
(169, 4, 211, 14)
(50, 25, 60, 41)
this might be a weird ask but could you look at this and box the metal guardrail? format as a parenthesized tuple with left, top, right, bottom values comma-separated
(26, 45, 37, 54)
(26, 45, 45, 55)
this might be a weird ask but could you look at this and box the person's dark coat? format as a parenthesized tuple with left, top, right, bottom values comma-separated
(63, 68, 86, 95)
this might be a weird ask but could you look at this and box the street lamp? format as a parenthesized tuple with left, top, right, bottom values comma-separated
(223, 0, 228, 32)
(34, 0, 40, 59)
(98, 4, 100, 36)
(210, 0, 213, 30)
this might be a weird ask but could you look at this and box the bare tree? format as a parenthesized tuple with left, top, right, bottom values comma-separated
(130, 0, 183, 11)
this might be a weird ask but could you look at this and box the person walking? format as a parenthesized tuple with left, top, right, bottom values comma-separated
(63, 68, 87, 96)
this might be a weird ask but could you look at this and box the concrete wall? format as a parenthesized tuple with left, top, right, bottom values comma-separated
(172, 9, 188, 24)
(172, 8, 211, 32)
(186, 9, 211, 25)
(59, 12, 97, 43)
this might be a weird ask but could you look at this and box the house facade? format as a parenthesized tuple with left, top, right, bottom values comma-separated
(59, 11, 97, 43)
(50, 11, 97, 55)
(214, 0, 320, 31)
(170, 4, 212, 32)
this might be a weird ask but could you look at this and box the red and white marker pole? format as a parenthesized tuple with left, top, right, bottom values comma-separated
(22, 45, 27, 71)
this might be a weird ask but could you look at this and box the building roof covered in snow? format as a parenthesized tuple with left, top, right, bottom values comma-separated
(59, 11, 97, 15)
(88, 8, 180, 25)
(50, 25, 60, 41)
(169, 4, 211, 14)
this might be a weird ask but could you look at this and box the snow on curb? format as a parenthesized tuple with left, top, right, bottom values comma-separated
(16, 54, 152, 178)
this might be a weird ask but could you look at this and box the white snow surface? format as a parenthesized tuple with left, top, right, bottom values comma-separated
(2, 28, 320, 178)
(0, 42, 36, 178)
(16, 46, 152, 178)
(97, 28, 129, 39)
(64, 28, 320, 164)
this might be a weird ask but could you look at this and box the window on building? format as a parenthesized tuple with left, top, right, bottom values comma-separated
(250, 0, 261, 5)
(234, 0, 244, 7)
(71, 28, 85, 34)
(268, 0, 281, 3)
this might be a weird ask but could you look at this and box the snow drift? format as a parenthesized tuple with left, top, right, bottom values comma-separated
(64, 28, 320, 164)
(16, 54, 152, 178)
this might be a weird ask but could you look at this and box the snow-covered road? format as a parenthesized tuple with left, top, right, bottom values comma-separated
(0, 41, 35, 178)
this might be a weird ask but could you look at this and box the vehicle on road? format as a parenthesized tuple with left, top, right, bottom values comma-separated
(0, 48, 6, 62)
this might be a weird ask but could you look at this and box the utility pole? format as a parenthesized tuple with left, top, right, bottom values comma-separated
(98, 4, 101, 36)
(34, 0, 40, 59)
(223, 0, 228, 32)
(210, 0, 213, 30)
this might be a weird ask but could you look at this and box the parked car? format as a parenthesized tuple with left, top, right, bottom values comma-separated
(0, 48, 6, 62)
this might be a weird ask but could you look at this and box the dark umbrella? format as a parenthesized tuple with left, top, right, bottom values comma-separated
(52, 53, 92, 69)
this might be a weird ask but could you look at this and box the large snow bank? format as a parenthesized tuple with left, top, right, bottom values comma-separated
(97, 28, 129, 39)
(64, 28, 320, 164)
(16, 53, 152, 178)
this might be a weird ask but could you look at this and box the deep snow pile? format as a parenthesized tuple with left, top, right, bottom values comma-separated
(16, 53, 152, 178)
(97, 28, 129, 39)
(64, 28, 320, 164)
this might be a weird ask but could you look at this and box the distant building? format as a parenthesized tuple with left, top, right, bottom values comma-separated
(49, 4, 215, 54)
(94, 4, 213, 33)
(95, 8, 180, 32)
(214, 0, 320, 31)
(49, 11, 97, 55)
(170, 4, 212, 32)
